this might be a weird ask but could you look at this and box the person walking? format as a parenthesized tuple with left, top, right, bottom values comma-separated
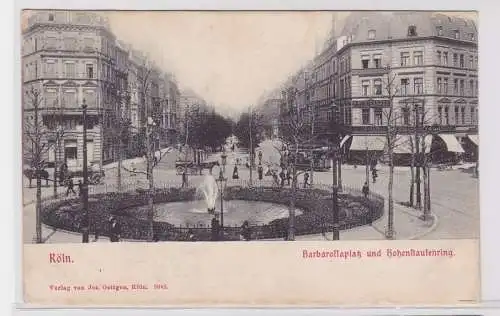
(232, 165, 239, 180)
(109, 217, 121, 242)
(181, 170, 188, 188)
(240, 220, 251, 241)
(211, 217, 220, 241)
(279, 169, 286, 187)
(362, 181, 369, 198)
(303, 172, 310, 188)
(66, 177, 76, 196)
(257, 164, 263, 180)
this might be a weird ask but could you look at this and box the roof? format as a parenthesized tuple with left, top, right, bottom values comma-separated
(339, 12, 477, 44)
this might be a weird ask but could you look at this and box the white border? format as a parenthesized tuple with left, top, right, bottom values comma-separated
(5, 0, 500, 314)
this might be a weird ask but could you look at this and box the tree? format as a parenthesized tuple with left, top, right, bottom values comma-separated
(24, 85, 52, 243)
(277, 94, 316, 241)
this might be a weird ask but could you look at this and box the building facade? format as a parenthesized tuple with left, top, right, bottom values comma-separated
(22, 10, 182, 170)
(277, 12, 478, 165)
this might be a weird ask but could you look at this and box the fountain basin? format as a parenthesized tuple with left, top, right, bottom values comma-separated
(126, 200, 303, 227)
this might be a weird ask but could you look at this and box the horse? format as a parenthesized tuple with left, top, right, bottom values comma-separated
(24, 169, 50, 188)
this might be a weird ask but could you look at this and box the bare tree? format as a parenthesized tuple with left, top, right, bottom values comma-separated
(278, 94, 316, 241)
(24, 85, 52, 243)
(46, 98, 65, 198)
(382, 65, 399, 239)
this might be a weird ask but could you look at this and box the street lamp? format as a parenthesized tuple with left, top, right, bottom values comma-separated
(221, 151, 227, 173)
(330, 144, 340, 240)
(81, 99, 90, 243)
(215, 169, 227, 239)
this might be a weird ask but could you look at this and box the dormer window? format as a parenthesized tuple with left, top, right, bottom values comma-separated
(368, 30, 376, 40)
(48, 13, 54, 21)
(408, 25, 417, 37)
(436, 26, 443, 36)
(454, 30, 460, 39)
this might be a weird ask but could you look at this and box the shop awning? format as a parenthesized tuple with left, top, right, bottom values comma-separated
(467, 134, 479, 146)
(340, 135, 351, 148)
(438, 134, 465, 153)
(350, 135, 386, 151)
(393, 135, 433, 154)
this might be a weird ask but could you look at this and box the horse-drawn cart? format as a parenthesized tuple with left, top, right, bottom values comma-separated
(175, 160, 219, 175)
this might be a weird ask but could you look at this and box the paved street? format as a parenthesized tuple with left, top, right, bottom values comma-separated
(22, 143, 479, 243)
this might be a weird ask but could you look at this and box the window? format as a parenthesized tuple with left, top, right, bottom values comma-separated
(402, 107, 410, 125)
(46, 37, 57, 50)
(443, 52, 448, 65)
(438, 106, 443, 124)
(453, 53, 458, 67)
(45, 60, 56, 77)
(437, 78, 442, 94)
(63, 90, 77, 107)
(443, 78, 448, 94)
(475, 56, 478, 69)
(444, 107, 449, 125)
(83, 90, 96, 106)
(460, 79, 465, 96)
(460, 54, 464, 68)
(64, 62, 76, 78)
(83, 38, 94, 51)
(63, 37, 77, 50)
(374, 108, 383, 125)
(413, 51, 423, 65)
(368, 30, 376, 40)
(471, 107, 476, 124)
(44, 89, 57, 107)
(454, 30, 460, 39)
(362, 108, 370, 124)
(86, 64, 94, 79)
(470, 33, 475, 41)
(454, 106, 459, 125)
(437, 51, 442, 65)
(362, 80, 370, 96)
(400, 52, 410, 66)
(361, 56, 369, 69)
(373, 55, 382, 68)
(469, 55, 474, 69)
(470, 80, 474, 96)
(454, 79, 459, 94)
(476, 81, 479, 96)
(436, 26, 443, 36)
(48, 13, 54, 21)
(461, 107, 466, 125)
(400, 78, 409, 95)
(414, 78, 423, 94)
(408, 25, 417, 37)
(374, 79, 382, 95)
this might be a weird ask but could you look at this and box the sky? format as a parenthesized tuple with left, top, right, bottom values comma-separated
(105, 11, 334, 117)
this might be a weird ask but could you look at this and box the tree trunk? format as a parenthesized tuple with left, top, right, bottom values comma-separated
(36, 176, 42, 243)
(288, 145, 299, 241)
(117, 134, 122, 192)
(386, 134, 395, 239)
(409, 152, 415, 207)
(53, 145, 58, 198)
(422, 164, 428, 215)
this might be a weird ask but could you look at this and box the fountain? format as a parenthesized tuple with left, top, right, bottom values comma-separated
(197, 175, 219, 214)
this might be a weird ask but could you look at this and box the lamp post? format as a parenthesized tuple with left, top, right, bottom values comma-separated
(331, 148, 340, 240)
(221, 151, 227, 173)
(81, 100, 90, 243)
(215, 169, 227, 240)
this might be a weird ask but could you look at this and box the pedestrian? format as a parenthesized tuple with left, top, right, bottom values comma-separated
(236, 158, 240, 165)
(362, 181, 369, 198)
(258, 150, 263, 164)
(279, 169, 285, 187)
(272, 171, 279, 186)
(232, 165, 239, 180)
(257, 164, 263, 180)
(66, 177, 76, 196)
(372, 168, 378, 183)
(303, 172, 310, 188)
(77, 180, 83, 197)
(286, 167, 291, 185)
(181, 170, 188, 188)
(109, 217, 121, 242)
(211, 217, 220, 241)
(240, 220, 251, 241)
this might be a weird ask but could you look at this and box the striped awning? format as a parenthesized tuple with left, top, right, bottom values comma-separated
(467, 134, 479, 146)
(438, 134, 465, 153)
(340, 135, 351, 148)
(349, 135, 386, 151)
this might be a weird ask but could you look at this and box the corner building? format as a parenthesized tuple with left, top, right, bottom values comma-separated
(331, 12, 478, 164)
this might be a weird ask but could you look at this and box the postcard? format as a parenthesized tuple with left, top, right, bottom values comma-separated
(20, 9, 480, 307)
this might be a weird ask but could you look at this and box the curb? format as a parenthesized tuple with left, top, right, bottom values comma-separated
(408, 213, 439, 240)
